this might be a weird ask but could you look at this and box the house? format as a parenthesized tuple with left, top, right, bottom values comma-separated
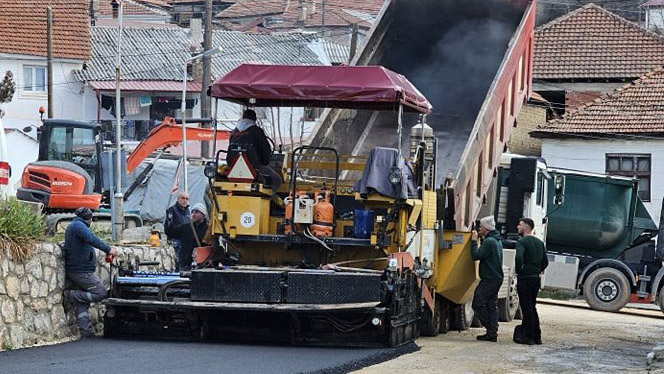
(72, 26, 345, 153)
(171, 0, 235, 27)
(531, 68, 664, 223)
(510, 4, 664, 157)
(215, 0, 384, 45)
(93, 0, 172, 26)
(3, 128, 38, 194)
(644, 0, 664, 33)
(0, 0, 90, 130)
(536, 0, 644, 26)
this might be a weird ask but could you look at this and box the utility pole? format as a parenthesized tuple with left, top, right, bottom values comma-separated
(47, 7, 53, 118)
(113, 0, 124, 242)
(349, 23, 358, 64)
(200, 0, 213, 158)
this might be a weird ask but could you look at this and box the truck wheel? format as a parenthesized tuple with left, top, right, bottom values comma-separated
(450, 299, 474, 331)
(583, 267, 631, 312)
(659, 287, 664, 315)
(421, 298, 441, 337)
(499, 277, 519, 322)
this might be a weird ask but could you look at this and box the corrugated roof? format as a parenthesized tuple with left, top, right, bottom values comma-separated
(320, 38, 349, 65)
(74, 26, 193, 81)
(74, 27, 329, 83)
(533, 68, 664, 137)
(210, 30, 326, 77)
(216, 0, 287, 18)
(534, 4, 664, 80)
(0, 0, 90, 60)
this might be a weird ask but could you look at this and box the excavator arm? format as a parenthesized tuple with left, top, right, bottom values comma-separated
(126, 117, 230, 173)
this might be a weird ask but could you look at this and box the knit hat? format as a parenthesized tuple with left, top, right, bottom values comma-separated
(74, 207, 93, 220)
(479, 215, 495, 231)
(191, 203, 208, 219)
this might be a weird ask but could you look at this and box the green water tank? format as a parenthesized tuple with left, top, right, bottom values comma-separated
(546, 170, 656, 259)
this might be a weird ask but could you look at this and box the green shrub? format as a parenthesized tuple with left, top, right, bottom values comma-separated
(0, 197, 46, 261)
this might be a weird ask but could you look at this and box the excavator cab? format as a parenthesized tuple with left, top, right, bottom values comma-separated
(18, 120, 104, 211)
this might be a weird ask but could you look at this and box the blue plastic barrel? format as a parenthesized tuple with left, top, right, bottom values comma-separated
(354, 209, 374, 239)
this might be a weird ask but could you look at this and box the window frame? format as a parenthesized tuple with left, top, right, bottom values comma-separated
(605, 153, 651, 202)
(22, 65, 47, 93)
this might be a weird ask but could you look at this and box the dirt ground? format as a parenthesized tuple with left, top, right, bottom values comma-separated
(353, 303, 664, 374)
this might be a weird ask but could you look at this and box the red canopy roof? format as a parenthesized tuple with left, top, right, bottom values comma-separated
(210, 64, 432, 114)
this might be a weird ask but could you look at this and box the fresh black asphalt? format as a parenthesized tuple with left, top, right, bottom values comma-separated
(0, 338, 418, 374)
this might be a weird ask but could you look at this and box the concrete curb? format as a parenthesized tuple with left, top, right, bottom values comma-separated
(537, 298, 663, 319)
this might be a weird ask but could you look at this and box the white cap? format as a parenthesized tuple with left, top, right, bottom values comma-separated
(191, 203, 208, 219)
(480, 215, 495, 231)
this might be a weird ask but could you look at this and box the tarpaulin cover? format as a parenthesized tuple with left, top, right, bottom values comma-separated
(125, 159, 209, 223)
(210, 64, 432, 114)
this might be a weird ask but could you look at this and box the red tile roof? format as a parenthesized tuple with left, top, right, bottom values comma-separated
(216, 0, 382, 29)
(0, 0, 90, 60)
(534, 4, 664, 80)
(533, 68, 664, 137)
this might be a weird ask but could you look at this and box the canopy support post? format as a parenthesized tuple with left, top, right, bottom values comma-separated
(397, 103, 403, 159)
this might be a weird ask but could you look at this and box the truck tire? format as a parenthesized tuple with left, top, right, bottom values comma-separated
(450, 299, 474, 331)
(499, 276, 519, 322)
(659, 287, 664, 315)
(421, 298, 441, 337)
(583, 267, 631, 312)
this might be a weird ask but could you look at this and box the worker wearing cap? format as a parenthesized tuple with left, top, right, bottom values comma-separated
(63, 207, 117, 338)
(227, 109, 281, 193)
(165, 203, 208, 271)
(471, 215, 504, 342)
(165, 192, 191, 271)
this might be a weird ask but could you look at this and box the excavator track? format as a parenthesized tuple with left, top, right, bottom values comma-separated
(45, 212, 142, 234)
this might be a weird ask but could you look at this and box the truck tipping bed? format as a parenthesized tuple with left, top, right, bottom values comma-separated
(309, 0, 536, 230)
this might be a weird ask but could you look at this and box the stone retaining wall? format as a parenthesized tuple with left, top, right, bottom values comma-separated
(0, 243, 175, 350)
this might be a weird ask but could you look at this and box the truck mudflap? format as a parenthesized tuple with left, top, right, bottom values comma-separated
(104, 267, 421, 347)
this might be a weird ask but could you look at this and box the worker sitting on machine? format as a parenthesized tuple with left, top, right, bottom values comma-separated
(226, 109, 281, 194)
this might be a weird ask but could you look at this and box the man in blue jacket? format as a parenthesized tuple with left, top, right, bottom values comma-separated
(63, 207, 116, 337)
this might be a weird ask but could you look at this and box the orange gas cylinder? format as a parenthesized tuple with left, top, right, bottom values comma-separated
(311, 191, 334, 237)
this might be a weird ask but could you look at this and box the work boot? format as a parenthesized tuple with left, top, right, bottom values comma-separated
(476, 334, 497, 342)
(534, 338, 542, 345)
(514, 336, 535, 345)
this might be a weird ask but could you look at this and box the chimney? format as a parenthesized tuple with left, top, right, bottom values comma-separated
(111, 0, 119, 19)
(298, 0, 307, 25)
(189, 18, 203, 48)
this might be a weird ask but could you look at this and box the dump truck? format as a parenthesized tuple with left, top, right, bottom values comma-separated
(102, 0, 538, 347)
(541, 169, 664, 314)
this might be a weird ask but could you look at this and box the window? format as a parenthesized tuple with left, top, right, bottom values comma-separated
(536, 171, 544, 206)
(48, 126, 97, 165)
(23, 65, 46, 92)
(517, 54, 524, 92)
(498, 102, 504, 142)
(508, 77, 514, 116)
(606, 154, 651, 201)
(464, 181, 472, 227)
(488, 126, 495, 169)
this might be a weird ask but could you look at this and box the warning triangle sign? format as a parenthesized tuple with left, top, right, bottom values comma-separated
(227, 154, 256, 182)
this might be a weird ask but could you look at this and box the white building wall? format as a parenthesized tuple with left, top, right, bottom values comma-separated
(541, 138, 664, 223)
(0, 54, 85, 129)
(4, 130, 38, 196)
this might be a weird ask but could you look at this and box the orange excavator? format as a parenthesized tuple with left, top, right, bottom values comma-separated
(17, 116, 229, 232)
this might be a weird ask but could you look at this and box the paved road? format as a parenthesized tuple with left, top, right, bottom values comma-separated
(0, 338, 416, 374)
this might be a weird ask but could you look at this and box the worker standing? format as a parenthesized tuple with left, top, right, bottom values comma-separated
(514, 217, 548, 345)
(165, 192, 191, 271)
(165, 203, 209, 271)
(63, 207, 117, 338)
(227, 109, 281, 193)
(470, 215, 504, 342)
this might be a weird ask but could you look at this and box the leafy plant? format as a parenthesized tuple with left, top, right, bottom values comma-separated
(0, 70, 16, 118)
(0, 198, 46, 261)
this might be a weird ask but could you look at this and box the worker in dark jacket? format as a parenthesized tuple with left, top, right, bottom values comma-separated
(63, 207, 116, 338)
(164, 192, 190, 271)
(165, 203, 208, 271)
(227, 109, 281, 193)
(471, 215, 504, 342)
(514, 217, 549, 345)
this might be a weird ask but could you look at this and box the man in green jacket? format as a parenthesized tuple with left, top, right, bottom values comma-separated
(471, 215, 503, 342)
(514, 217, 549, 345)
